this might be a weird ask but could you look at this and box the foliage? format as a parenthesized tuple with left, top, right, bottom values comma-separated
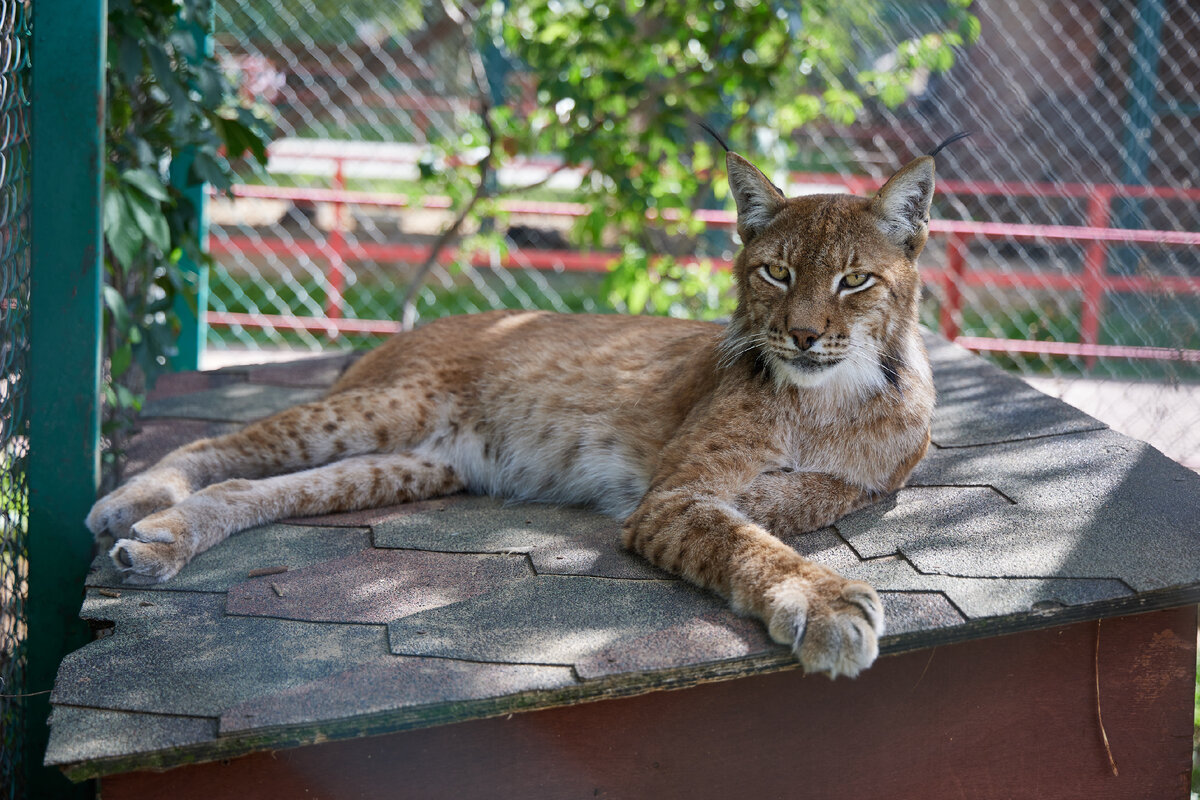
(603, 252, 736, 320)
(103, 0, 269, 481)
(411, 0, 978, 317)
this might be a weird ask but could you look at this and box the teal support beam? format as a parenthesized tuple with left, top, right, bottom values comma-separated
(1120, 0, 1166, 189)
(477, 12, 509, 237)
(169, 150, 209, 373)
(27, 0, 106, 796)
(169, 15, 211, 373)
(1115, 0, 1166, 236)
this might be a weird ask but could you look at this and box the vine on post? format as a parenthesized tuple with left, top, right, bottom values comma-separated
(102, 0, 270, 486)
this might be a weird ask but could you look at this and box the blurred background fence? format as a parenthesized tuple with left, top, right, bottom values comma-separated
(204, 0, 1199, 470)
(0, 0, 30, 795)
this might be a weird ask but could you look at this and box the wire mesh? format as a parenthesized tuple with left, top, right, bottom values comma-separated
(209, 0, 1199, 469)
(846, 0, 1200, 470)
(0, 1, 30, 795)
(208, 0, 596, 354)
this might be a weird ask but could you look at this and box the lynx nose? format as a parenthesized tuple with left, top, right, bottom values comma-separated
(790, 327, 822, 351)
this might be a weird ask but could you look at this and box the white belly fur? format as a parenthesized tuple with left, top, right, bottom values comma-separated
(413, 420, 649, 520)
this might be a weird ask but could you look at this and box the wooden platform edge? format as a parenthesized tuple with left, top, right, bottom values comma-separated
(98, 605, 1199, 800)
(54, 588, 1200, 782)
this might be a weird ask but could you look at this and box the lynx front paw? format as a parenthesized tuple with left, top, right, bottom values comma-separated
(767, 578, 884, 679)
(86, 472, 191, 539)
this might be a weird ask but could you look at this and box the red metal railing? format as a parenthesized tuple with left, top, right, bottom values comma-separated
(208, 150, 1200, 362)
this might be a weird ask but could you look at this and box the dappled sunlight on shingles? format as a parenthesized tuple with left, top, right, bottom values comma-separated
(225, 548, 532, 623)
(387, 576, 726, 667)
(390, 616, 636, 667)
(860, 425, 1200, 592)
(531, 537, 669, 579)
(54, 590, 387, 719)
(576, 613, 777, 679)
(217, 654, 577, 735)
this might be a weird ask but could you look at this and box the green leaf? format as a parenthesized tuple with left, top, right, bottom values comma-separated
(101, 285, 132, 333)
(110, 342, 133, 379)
(195, 63, 224, 106)
(103, 191, 143, 269)
(125, 189, 171, 252)
(189, 150, 232, 192)
(628, 278, 648, 316)
(214, 114, 268, 164)
(963, 15, 981, 44)
(146, 43, 189, 113)
(880, 83, 907, 108)
(934, 46, 956, 72)
(114, 383, 141, 412)
(121, 168, 169, 201)
(102, 189, 125, 240)
(117, 36, 143, 86)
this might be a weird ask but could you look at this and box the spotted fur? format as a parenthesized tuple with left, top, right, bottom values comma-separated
(87, 148, 938, 677)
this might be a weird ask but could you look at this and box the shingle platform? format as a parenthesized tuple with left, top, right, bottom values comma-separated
(45, 336, 1200, 781)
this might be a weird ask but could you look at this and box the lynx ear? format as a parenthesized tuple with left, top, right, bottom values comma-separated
(872, 155, 935, 256)
(727, 152, 786, 243)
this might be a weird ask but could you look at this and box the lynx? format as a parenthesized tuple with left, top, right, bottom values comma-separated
(88, 136, 952, 678)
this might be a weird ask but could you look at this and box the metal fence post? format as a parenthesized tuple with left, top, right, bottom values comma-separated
(1080, 187, 1114, 370)
(1111, 0, 1166, 279)
(26, 0, 105, 795)
(169, 15, 211, 372)
(1118, 0, 1166, 208)
(326, 156, 347, 319)
(169, 149, 210, 373)
(939, 235, 967, 342)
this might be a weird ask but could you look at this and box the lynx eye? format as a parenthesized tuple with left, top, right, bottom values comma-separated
(764, 264, 790, 283)
(840, 272, 871, 290)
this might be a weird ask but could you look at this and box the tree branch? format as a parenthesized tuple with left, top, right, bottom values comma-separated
(398, 0, 496, 330)
(398, 175, 490, 330)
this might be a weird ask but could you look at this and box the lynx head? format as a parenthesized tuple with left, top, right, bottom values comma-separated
(719, 149, 936, 398)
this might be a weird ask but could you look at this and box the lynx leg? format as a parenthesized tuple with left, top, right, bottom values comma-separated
(87, 384, 439, 539)
(623, 488, 884, 678)
(109, 452, 462, 584)
(733, 471, 876, 538)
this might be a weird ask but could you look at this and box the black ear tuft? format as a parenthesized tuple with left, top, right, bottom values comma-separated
(927, 131, 971, 158)
(872, 156, 935, 253)
(697, 121, 731, 154)
(726, 152, 786, 243)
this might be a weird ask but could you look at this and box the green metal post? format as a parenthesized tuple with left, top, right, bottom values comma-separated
(1119, 0, 1166, 191)
(169, 150, 209, 372)
(26, 0, 106, 796)
(1114, 0, 1166, 236)
(478, 15, 509, 237)
(169, 16, 211, 372)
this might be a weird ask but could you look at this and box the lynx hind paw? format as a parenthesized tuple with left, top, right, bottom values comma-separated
(86, 476, 189, 540)
(107, 509, 194, 584)
(768, 580, 884, 679)
(108, 539, 187, 585)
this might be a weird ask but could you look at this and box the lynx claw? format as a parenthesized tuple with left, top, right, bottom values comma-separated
(768, 579, 884, 679)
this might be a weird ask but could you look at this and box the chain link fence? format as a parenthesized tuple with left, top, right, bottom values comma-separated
(208, 1, 593, 354)
(0, 1, 30, 795)
(208, 0, 1199, 469)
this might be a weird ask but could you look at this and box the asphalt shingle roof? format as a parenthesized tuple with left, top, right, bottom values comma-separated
(44, 335, 1200, 780)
